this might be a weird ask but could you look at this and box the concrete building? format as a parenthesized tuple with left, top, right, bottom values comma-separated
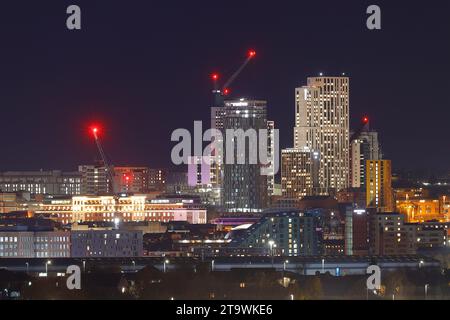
(369, 212, 447, 256)
(0, 170, 81, 195)
(366, 160, 394, 212)
(113, 167, 149, 193)
(228, 209, 322, 257)
(266, 120, 276, 198)
(0, 192, 27, 213)
(0, 230, 142, 258)
(294, 77, 350, 195)
(78, 165, 110, 195)
(71, 230, 143, 258)
(281, 147, 319, 199)
(223, 99, 268, 213)
(350, 119, 382, 188)
(345, 207, 369, 255)
(36, 195, 207, 225)
(0, 231, 70, 258)
(148, 168, 166, 191)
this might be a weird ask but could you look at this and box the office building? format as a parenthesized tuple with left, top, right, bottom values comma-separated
(148, 168, 166, 191)
(0, 170, 81, 195)
(266, 120, 276, 198)
(281, 147, 320, 199)
(366, 160, 394, 212)
(36, 195, 207, 225)
(294, 76, 350, 195)
(350, 119, 382, 188)
(345, 207, 369, 255)
(223, 99, 268, 213)
(78, 165, 110, 195)
(71, 230, 143, 257)
(113, 166, 149, 193)
(0, 231, 70, 258)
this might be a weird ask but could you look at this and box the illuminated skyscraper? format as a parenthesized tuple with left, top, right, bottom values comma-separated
(294, 76, 350, 195)
(350, 118, 382, 188)
(366, 160, 394, 212)
(223, 99, 268, 213)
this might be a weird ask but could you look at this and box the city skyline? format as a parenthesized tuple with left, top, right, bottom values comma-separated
(1, 1, 449, 176)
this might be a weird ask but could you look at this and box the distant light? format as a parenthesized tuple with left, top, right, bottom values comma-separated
(211, 73, 219, 81)
(223, 88, 230, 95)
(363, 116, 369, 124)
(248, 50, 256, 58)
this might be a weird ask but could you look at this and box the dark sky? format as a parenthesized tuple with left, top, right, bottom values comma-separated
(0, 1, 449, 176)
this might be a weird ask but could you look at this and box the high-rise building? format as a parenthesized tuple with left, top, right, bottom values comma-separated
(366, 160, 394, 212)
(0, 170, 81, 195)
(345, 207, 369, 256)
(223, 99, 268, 213)
(113, 166, 149, 193)
(350, 119, 382, 188)
(78, 165, 110, 195)
(281, 148, 320, 199)
(294, 76, 350, 195)
(266, 120, 276, 198)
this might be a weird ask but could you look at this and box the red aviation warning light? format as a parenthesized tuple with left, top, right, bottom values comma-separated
(211, 73, 219, 81)
(248, 50, 256, 58)
(363, 116, 369, 124)
(89, 125, 101, 138)
(223, 88, 231, 95)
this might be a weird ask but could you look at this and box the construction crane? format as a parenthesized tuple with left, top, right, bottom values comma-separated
(350, 116, 370, 142)
(90, 126, 116, 195)
(211, 49, 257, 107)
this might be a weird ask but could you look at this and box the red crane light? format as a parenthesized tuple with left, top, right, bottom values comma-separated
(248, 50, 256, 58)
(89, 126, 100, 137)
(223, 88, 231, 95)
(211, 73, 219, 81)
(363, 116, 369, 124)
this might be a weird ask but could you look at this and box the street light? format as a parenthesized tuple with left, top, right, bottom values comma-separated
(321, 258, 325, 273)
(268, 240, 275, 265)
(25, 262, 29, 273)
(211, 259, 215, 272)
(419, 260, 425, 268)
(132, 260, 136, 272)
(164, 259, 169, 273)
(83, 260, 86, 272)
(45, 260, 52, 275)
(268, 240, 274, 255)
(283, 260, 289, 271)
(425, 284, 429, 299)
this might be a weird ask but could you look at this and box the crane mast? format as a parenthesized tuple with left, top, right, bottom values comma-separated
(91, 127, 115, 195)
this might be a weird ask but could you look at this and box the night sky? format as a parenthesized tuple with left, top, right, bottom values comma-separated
(1, 1, 449, 176)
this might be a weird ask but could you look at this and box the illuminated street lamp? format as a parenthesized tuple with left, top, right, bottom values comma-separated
(283, 260, 289, 271)
(132, 260, 136, 272)
(268, 240, 275, 256)
(425, 284, 429, 299)
(164, 259, 170, 273)
(45, 260, 52, 275)
(25, 262, 29, 273)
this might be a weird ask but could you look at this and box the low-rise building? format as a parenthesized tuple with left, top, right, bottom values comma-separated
(228, 209, 322, 257)
(36, 195, 207, 225)
(71, 230, 143, 257)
